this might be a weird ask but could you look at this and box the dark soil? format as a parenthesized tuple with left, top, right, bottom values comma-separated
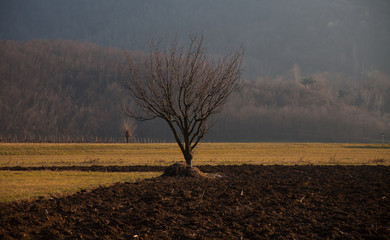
(0, 165, 389, 239)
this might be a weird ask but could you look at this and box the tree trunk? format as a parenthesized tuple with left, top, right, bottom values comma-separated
(183, 150, 193, 167)
(183, 130, 193, 167)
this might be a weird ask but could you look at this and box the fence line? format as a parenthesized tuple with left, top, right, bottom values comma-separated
(0, 135, 172, 144)
(0, 134, 385, 144)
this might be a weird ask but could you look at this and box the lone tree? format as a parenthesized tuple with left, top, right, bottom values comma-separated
(122, 35, 242, 167)
(122, 118, 136, 143)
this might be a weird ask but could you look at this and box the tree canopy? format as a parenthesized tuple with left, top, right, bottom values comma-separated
(122, 35, 242, 165)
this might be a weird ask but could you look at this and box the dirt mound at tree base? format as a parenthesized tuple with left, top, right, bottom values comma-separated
(162, 162, 207, 178)
(0, 165, 389, 239)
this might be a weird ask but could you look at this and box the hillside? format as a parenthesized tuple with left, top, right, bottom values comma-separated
(0, 40, 127, 140)
(1, 0, 389, 79)
(1, 40, 389, 142)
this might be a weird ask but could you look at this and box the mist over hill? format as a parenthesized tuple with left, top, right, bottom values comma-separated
(1, 40, 389, 142)
(1, 0, 389, 79)
(0, 1, 389, 142)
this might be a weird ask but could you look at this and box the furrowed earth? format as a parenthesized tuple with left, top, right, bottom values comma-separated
(0, 165, 389, 239)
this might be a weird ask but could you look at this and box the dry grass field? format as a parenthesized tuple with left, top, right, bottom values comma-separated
(0, 142, 389, 203)
(0, 142, 389, 167)
(0, 171, 161, 203)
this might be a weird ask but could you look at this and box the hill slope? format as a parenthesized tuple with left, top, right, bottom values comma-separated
(1, 40, 389, 142)
(1, 0, 389, 79)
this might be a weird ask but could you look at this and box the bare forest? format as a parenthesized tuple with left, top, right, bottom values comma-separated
(1, 0, 389, 143)
(1, 40, 389, 143)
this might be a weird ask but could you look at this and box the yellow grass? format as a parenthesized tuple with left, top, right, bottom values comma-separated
(0, 142, 388, 203)
(0, 171, 161, 203)
(0, 142, 389, 167)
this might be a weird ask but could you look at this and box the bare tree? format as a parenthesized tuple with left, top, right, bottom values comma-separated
(122, 118, 137, 143)
(122, 35, 242, 166)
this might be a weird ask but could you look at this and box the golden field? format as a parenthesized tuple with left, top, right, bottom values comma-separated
(0, 142, 389, 202)
(0, 171, 161, 203)
(0, 142, 389, 167)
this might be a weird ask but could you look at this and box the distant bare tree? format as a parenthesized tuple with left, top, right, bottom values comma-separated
(122, 35, 242, 166)
(122, 118, 137, 143)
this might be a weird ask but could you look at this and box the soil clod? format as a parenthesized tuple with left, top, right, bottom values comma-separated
(162, 162, 206, 177)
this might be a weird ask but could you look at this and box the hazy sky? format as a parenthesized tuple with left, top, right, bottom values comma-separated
(1, 0, 389, 79)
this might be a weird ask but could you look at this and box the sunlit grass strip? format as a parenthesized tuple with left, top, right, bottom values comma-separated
(0, 143, 180, 156)
(0, 143, 389, 167)
(0, 143, 184, 167)
(0, 171, 161, 203)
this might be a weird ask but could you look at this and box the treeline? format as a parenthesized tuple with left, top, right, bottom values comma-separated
(1, 40, 389, 142)
(0, 39, 131, 140)
(212, 67, 390, 142)
(1, 0, 389, 79)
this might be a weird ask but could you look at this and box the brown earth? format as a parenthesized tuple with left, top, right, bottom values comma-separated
(0, 165, 389, 239)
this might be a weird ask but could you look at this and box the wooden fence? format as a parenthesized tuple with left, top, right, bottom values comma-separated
(0, 135, 171, 144)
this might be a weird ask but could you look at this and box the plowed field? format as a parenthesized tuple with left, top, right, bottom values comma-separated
(1, 165, 389, 239)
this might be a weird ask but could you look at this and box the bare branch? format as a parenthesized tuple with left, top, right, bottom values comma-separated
(122, 34, 242, 166)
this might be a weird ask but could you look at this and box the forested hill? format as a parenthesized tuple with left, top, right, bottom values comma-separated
(1, 0, 389, 79)
(0, 40, 129, 140)
(1, 40, 389, 142)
